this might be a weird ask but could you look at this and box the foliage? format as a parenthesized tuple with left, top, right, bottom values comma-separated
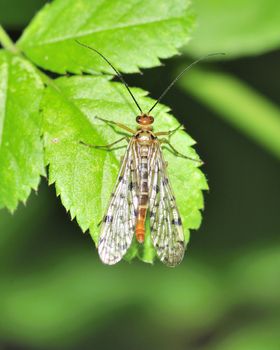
(0, 0, 203, 263)
(18, 0, 194, 74)
(1, 0, 280, 349)
(0, 0, 46, 28)
(0, 50, 44, 211)
(181, 67, 280, 158)
(42, 76, 205, 260)
(178, 0, 280, 159)
(187, 0, 280, 58)
(1, 196, 280, 348)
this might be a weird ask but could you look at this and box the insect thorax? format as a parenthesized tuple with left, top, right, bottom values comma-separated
(135, 130, 156, 146)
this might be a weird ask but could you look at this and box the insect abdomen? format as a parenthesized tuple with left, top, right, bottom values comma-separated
(135, 153, 149, 243)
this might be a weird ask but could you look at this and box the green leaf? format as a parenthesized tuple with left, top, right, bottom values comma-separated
(186, 0, 280, 58)
(17, 0, 194, 74)
(42, 75, 207, 263)
(180, 67, 280, 159)
(0, 50, 44, 211)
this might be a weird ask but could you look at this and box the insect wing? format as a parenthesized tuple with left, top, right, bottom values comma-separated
(98, 140, 138, 265)
(149, 143, 185, 267)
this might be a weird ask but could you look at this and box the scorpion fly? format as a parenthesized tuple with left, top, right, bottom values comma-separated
(77, 41, 222, 266)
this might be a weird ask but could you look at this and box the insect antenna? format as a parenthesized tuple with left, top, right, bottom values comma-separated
(148, 52, 225, 114)
(76, 40, 143, 114)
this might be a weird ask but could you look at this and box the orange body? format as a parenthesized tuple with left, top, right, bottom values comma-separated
(134, 114, 154, 244)
(136, 207, 147, 243)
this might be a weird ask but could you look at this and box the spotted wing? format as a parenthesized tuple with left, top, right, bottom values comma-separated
(98, 139, 138, 265)
(149, 142, 185, 267)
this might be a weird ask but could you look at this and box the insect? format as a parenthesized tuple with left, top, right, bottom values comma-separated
(77, 41, 221, 266)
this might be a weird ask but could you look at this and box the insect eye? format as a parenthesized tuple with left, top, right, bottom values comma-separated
(148, 116, 154, 124)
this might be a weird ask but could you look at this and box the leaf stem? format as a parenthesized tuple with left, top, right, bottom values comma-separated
(181, 67, 280, 159)
(0, 25, 19, 54)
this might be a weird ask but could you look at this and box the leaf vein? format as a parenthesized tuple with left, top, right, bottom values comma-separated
(25, 16, 188, 47)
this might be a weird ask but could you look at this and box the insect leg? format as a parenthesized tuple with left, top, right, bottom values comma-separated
(80, 136, 128, 150)
(160, 138, 203, 164)
(154, 124, 183, 137)
(95, 116, 135, 134)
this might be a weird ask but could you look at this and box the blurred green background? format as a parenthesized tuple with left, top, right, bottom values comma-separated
(0, 0, 280, 349)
